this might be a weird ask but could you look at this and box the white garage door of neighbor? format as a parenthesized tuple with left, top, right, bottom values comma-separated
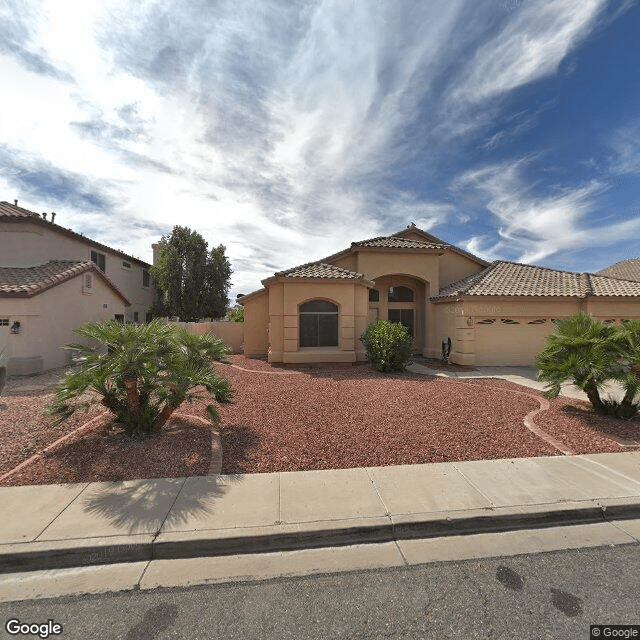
(474, 320, 555, 366)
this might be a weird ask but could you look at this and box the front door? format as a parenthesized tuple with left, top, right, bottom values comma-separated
(388, 309, 414, 337)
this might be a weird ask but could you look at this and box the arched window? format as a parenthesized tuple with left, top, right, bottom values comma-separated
(388, 286, 414, 302)
(368, 288, 380, 302)
(299, 300, 339, 347)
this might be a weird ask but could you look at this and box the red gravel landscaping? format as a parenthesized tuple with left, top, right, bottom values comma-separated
(215, 356, 638, 473)
(0, 355, 637, 486)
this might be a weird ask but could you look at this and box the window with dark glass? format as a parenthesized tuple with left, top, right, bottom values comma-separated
(90, 250, 106, 272)
(299, 300, 338, 347)
(143, 269, 150, 287)
(388, 309, 414, 337)
(388, 286, 414, 302)
(368, 288, 380, 302)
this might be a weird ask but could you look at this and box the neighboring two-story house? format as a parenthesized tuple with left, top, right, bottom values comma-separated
(0, 200, 155, 375)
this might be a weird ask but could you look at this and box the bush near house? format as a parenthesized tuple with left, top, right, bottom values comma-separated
(537, 314, 640, 419)
(361, 320, 413, 372)
(48, 319, 232, 437)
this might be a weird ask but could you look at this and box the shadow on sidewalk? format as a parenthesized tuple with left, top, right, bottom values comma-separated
(79, 473, 246, 534)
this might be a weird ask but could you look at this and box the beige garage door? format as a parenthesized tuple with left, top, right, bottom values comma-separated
(474, 319, 556, 366)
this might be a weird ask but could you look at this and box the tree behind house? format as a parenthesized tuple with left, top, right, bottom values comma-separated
(151, 226, 232, 321)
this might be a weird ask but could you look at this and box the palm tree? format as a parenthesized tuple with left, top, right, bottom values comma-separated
(536, 314, 621, 413)
(48, 319, 232, 436)
(609, 319, 640, 417)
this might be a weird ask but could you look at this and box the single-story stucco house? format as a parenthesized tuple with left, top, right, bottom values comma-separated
(239, 224, 640, 366)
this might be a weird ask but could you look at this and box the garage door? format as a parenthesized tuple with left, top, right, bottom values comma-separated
(474, 318, 557, 366)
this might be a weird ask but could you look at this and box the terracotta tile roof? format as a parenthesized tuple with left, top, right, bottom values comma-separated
(351, 236, 449, 250)
(431, 260, 640, 300)
(0, 260, 130, 304)
(389, 224, 490, 265)
(0, 201, 45, 219)
(597, 258, 640, 282)
(589, 274, 640, 296)
(274, 262, 367, 280)
(0, 201, 151, 268)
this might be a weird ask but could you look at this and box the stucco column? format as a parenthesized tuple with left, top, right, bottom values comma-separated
(450, 308, 476, 366)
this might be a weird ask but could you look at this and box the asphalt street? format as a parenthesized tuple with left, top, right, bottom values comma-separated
(1, 544, 639, 639)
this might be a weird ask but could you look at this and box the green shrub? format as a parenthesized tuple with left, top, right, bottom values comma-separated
(360, 320, 413, 372)
(230, 306, 244, 322)
(537, 313, 640, 418)
(48, 319, 232, 437)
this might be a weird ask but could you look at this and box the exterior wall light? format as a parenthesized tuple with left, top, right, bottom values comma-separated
(10, 321, 21, 334)
(467, 317, 474, 326)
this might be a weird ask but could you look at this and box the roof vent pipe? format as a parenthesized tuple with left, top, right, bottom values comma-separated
(14, 199, 17, 206)
(42, 212, 47, 220)
(51, 212, 56, 224)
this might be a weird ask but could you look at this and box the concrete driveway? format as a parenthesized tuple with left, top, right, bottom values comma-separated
(408, 363, 628, 403)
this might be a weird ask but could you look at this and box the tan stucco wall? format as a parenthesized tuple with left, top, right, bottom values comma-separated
(0, 221, 154, 323)
(330, 254, 358, 272)
(2, 273, 125, 375)
(264, 279, 369, 363)
(354, 250, 439, 285)
(164, 319, 244, 353)
(438, 252, 485, 289)
(433, 297, 640, 366)
(242, 291, 269, 357)
(584, 298, 640, 318)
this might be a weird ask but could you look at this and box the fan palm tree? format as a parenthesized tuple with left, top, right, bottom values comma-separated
(536, 314, 621, 413)
(609, 319, 640, 417)
(48, 319, 232, 436)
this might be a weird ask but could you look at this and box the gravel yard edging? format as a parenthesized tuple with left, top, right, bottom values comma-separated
(173, 412, 222, 475)
(467, 380, 575, 455)
(0, 410, 109, 483)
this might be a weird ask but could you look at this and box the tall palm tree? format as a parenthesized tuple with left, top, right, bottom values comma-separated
(536, 314, 621, 413)
(48, 319, 232, 436)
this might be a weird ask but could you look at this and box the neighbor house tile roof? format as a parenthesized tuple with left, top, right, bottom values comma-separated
(0, 260, 130, 304)
(0, 201, 151, 268)
(431, 261, 640, 300)
(597, 258, 640, 282)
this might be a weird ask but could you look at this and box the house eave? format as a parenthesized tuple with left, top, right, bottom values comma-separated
(0, 213, 151, 268)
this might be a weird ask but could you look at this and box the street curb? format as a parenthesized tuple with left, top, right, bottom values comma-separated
(2, 498, 639, 574)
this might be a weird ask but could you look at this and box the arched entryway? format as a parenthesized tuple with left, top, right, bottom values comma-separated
(367, 275, 427, 352)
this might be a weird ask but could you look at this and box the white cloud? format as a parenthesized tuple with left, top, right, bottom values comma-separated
(607, 119, 640, 176)
(453, 157, 640, 264)
(451, 0, 606, 106)
(0, 0, 622, 297)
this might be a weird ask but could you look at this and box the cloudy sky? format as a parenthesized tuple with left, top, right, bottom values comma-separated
(1, 0, 639, 298)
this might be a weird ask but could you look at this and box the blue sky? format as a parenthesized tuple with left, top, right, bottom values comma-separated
(1, 0, 639, 298)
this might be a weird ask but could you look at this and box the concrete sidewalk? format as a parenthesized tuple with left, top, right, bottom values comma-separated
(1, 452, 639, 581)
